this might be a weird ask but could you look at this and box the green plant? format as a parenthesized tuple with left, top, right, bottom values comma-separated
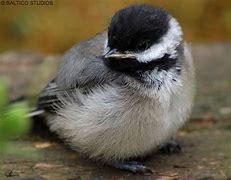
(0, 79, 37, 177)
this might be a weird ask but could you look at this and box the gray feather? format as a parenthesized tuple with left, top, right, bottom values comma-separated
(57, 32, 122, 90)
(36, 33, 123, 113)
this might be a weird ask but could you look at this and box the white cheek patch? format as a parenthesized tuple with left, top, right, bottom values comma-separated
(104, 39, 109, 55)
(133, 17, 183, 63)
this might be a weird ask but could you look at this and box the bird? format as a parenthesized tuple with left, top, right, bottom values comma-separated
(33, 4, 195, 173)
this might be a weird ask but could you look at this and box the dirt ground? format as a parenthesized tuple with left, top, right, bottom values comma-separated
(0, 44, 231, 179)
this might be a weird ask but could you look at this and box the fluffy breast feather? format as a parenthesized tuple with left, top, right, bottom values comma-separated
(48, 44, 195, 162)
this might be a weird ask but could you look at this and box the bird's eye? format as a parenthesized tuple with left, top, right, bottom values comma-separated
(136, 41, 150, 51)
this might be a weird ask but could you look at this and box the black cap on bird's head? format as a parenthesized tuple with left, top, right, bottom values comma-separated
(103, 4, 183, 75)
(108, 5, 169, 53)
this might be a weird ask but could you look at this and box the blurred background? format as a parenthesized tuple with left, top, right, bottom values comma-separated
(0, 0, 231, 54)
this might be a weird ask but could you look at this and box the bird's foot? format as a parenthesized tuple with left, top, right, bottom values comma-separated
(112, 161, 153, 174)
(159, 140, 182, 155)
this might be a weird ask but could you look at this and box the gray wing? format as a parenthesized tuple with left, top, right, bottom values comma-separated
(35, 32, 121, 114)
(56, 32, 121, 89)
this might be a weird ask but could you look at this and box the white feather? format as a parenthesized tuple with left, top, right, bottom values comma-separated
(134, 17, 183, 63)
(48, 45, 195, 163)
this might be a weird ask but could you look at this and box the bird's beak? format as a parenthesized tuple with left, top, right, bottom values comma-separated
(104, 49, 136, 59)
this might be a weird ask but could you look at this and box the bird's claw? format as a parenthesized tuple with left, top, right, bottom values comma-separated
(113, 161, 153, 174)
(159, 140, 182, 154)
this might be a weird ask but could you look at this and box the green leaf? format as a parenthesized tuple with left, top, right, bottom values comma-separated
(0, 103, 30, 138)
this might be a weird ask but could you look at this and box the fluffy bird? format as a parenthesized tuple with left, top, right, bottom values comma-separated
(34, 4, 195, 173)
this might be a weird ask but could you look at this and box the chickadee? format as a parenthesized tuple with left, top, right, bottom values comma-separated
(34, 4, 195, 173)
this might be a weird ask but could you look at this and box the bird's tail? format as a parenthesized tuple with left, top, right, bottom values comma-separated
(27, 107, 45, 118)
